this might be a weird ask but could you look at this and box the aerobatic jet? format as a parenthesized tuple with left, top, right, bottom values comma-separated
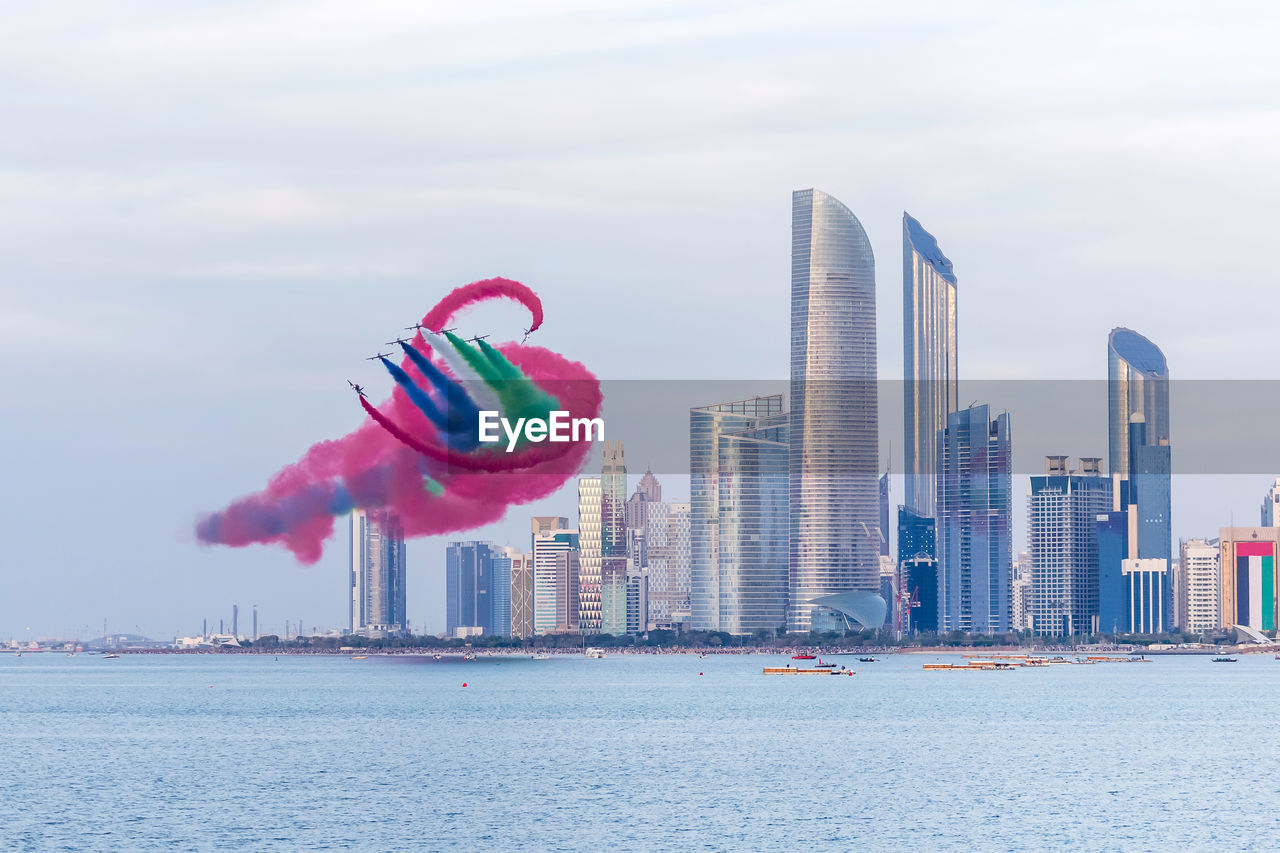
(366, 352, 392, 361)
(347, 380, 367, 397)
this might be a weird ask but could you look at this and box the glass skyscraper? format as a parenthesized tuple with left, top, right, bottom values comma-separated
(1107, 327, 1170, 478)
(349, 509, 406, 637)
(902, 212, 958, 519)
(690, 395, 785, 631)
(897, 507, 937, 633)
(790, 188, 881, 633)
(1028, 457, 1110, 636)
(716, 411, 789, 635)
(446, 540, 499, 637)
(937, 405, 1012, 633)
(1098, 329, 1173, 634)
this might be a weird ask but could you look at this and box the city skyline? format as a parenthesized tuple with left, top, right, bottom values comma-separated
(10, 2, 1280, 638)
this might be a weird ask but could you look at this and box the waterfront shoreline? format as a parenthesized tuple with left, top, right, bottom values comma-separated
(36, 644, 1273, 657)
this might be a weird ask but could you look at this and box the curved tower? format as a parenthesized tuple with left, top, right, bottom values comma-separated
(1107, 328, 1170, 478)
(789, 188, 881, 632)
(902, 213, 958, 518)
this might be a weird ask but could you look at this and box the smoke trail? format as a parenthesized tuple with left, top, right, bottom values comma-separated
(395, 340, 480, 431)
(196, 278, 600, 564)
(419, 330, 503, 412)
(378, 357, 448, 433)
(420, 276, 544, 335)
(444, 331, 506, 388)
(475, 338, 528, 382)
(476, 337, 559, 422)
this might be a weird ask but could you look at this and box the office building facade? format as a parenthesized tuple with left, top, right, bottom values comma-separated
(446, 541, 500, 637)
(1107, 327, 1170, 480)
(1178, 538, 1220, 635)
(1028, 457, 1110, 636)
(1218, 527, 1280, 634)
(937, 405, 1012, 633)
(349, 509, 407, 637)
(790, 188, 882, 633)
(691, 395, 785, 631)
(902, 213, 958, 519)
(898, 507, 938, 633)
(717, 411, 790, 634)
(531, 518, 575, 636)
(577, 477, 603, 632)
(509, 550, 534, 639)
(646, 499, 691, 628)
(1262, 479, 1280, 527)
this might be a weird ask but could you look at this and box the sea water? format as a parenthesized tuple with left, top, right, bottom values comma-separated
(0, 653, 1275, 851)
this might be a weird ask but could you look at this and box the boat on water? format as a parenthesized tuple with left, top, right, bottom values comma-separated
(815, 659, 837, 668)
(791, 654, 816, 660)
(584, 647, 606, 659)
(103, 653, 119, 659)
(859, 657, 876, 663)
(350, 655, 369, 660)
(764, 666, 831, 675)
(1212, 657, 1238, 663)
(532, 653, 550, 660)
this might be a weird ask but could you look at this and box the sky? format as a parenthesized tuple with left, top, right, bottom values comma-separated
(4, 0, 1280, 639)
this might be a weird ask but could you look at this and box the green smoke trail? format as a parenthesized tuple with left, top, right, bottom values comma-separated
(444, 332, 505, 387)
(476, 338, 560, 420)
(443, 333, 558, 430)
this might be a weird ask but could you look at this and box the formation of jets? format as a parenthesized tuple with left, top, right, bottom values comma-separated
(355, 325, 532, 393)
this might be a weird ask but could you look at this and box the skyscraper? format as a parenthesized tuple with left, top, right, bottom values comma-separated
(601, 442, 627, 635)
(717, 411, 789, 635)
(577, 477, 602, 632)
(531, 517, 573, 636)
(1098, 330, 1173, 635)
(878, 472, 890, 557)
(1218, 527, 1280, 635)
(1107, 328, 1170, 479)
(1261, 478, 1280, 526)
(902, 213, 958, 519)
(1098, 417, 1173, 633)
(646, 499, 691, 629)
(349, 509, 407, 637)
(1028, 456, 1110, 636)
(491, 549, 512, 637)
(789, 188, 882, 633)
(1178, 538, 1219, 635)
(446, 541, 497, 637)
(554, 551, 581, 632)
(626, 567, 648, 634)
(897, 507, 937, 633)
(690, 395, 785, 631)
(937, 405, 1012, 633)
(509, 550, 534, 639)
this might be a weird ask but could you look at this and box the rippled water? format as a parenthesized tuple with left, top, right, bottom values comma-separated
(1, 652, 1276, 851)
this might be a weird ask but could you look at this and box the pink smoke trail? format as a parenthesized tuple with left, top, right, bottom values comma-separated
(420, 276, 544, 334)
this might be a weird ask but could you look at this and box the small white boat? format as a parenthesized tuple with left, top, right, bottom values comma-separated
(584, 647, 606, 659)
(103, 653, 120, 660)
(532, 653, 551, 660)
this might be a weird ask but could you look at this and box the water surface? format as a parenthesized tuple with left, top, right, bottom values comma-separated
(1, 653, 1274, 851)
